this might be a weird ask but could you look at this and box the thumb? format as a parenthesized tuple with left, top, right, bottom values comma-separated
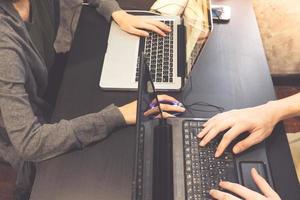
(251, 168, 280, 199)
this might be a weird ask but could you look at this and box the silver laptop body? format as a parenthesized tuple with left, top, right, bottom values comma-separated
(100, 15, 182, 91)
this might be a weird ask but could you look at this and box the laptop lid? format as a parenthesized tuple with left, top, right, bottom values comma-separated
(133, 53, 174, 200)
(182, 0, 213, 77)
(132, 53, 156, 200)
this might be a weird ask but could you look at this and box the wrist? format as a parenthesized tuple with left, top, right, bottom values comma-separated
(265, 100, 288, 123)
(118, 105, 134, 125)
(112, 10, 127, 21)
(118, 106, 127, 124)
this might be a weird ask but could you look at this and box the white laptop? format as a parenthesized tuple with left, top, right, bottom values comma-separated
(100, 0, 213, 91)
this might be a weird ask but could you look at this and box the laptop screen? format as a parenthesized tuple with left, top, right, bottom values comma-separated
(134, 54, 174, 200)
(183, 0, 212, 75)
(136, 62, 157, 123)
(133, 54, 160, 200)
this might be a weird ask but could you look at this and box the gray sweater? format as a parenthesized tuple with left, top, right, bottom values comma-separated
(0, 0, 126, 166)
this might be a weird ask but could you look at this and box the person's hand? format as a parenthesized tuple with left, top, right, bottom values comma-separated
(198, 102, 279, 157)
(112, 10, 171, 37)
(118, 95, 185, 125)
(210, 168, 281, 200)
(144, 94, 185, 118)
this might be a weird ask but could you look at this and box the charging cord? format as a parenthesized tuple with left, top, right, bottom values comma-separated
(181, 74, 225, 116)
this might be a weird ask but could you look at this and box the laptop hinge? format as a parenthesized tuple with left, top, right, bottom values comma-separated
(177, 23, 186, 78)
(138, 37, 145, 56)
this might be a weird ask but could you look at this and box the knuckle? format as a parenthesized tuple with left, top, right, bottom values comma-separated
(214, 113, 222, 119)
(160, 104, 166, 109)
(209, 127, 218, 135)
(222, 134, 231, 142)
(224, 181, 234, 189)
(163, 104, 172, 110)
(224, 194, 231, 200)
(257, 133, 267, 141)
(237, 142, 248, 150)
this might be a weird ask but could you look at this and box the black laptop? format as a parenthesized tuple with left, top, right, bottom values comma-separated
(132, 54, 274, 200)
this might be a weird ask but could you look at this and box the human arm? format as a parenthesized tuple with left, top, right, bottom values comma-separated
(209, 168, 281, 200)
(0, 72, 125, 163)
(198, 93, 300, 157)
(0, 28, 127, 162)
(85, 0, 171, 36)
(0, 30, 183, 162)
(0, 53, 182, 164)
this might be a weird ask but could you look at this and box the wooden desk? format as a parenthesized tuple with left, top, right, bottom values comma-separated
(29, 1, 299, 199)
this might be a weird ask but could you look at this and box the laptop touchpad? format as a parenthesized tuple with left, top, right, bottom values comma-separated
(240, 162, 268, 193)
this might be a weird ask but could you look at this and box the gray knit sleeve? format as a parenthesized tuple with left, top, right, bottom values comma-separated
(86, 0, 121, 21)
(0, 33, 126, 162)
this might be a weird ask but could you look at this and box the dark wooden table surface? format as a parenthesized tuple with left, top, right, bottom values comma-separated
(30, 0, 300, 199)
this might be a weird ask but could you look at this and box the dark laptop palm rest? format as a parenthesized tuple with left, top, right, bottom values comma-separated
(153, 124, 174, 200)
(183, 120, 235, 199)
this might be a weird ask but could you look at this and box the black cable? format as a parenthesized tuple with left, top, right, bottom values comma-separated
(181, 74, 225, 116)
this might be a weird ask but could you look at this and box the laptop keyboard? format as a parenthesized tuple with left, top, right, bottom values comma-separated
(133, 120, 235, 200)
(183, 120, 235, 200)
(135, 20, 174, 83)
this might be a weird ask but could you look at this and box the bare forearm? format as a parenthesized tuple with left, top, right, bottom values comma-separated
(267, 92, 300, 122)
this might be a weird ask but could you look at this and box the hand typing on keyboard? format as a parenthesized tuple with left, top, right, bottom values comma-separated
(112, 10, 172, 37)
(135, 21, 175, 83)
(183, 120, 235, 200)
(209, 168, 281, 200)
(197, 102, 279, 157)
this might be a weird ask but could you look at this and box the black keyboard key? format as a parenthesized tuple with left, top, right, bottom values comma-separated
(150, 74, 155, 80)
(163, 70, 169, 74)
(183, 120, 235, 200)
(150, 69, 156, 74)
(135, 20, 175, 83)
